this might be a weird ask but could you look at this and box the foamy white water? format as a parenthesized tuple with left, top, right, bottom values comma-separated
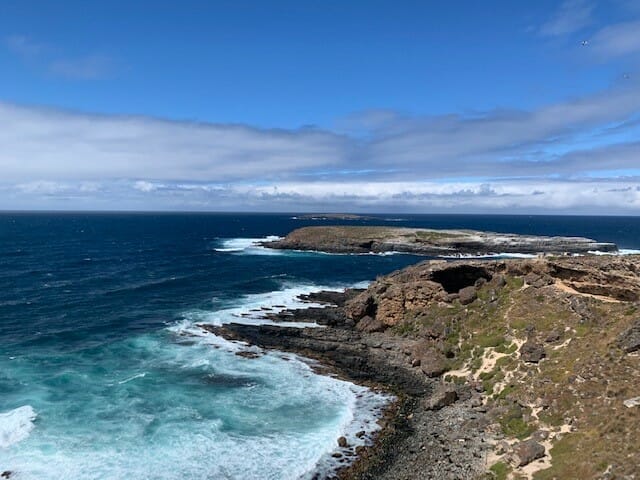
(214, 236, 405, 257)
(438, 252, 538, 259)
(1, 332, 390, 480)
(0, 405, 37, 448)
(213, 236, 284, 255)
(588, 249, 640, 256)
(178, 283, 345, 329)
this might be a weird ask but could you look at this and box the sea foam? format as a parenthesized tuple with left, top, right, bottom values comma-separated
(0, 405, 37, 448)
(177, 283, 348, 330)
(588, 249, 640, 256)
(213, 236, 284, 255)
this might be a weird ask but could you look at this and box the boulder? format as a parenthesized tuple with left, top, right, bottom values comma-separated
(510, 440, 546, 467)
(337, 436, 348, 447)
(426, 384, 458, 410)
(458, 286, 477, 305)
(418, 349, 447, 377)
(545, 330, 562, 343)
(520, 340, 546, 363)
(617, 319, 640, 353)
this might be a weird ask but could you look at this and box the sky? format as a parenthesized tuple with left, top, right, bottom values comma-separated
(1, 0, 640, 214)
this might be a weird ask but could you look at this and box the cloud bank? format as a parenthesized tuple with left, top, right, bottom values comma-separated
(1, 78, 640, 213)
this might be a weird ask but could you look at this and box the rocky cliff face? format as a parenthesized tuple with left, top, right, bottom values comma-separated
(263, 226, 618, 256)
(345, 256, 640, 329)
(205, 254, 640, 479)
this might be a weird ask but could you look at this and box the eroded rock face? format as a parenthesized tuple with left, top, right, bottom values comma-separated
(345, 257, 640, 330)
(355, 315, 386, 333)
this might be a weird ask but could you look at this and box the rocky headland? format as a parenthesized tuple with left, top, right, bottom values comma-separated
(204, 254, 640, 479)
(261, 226, 618, 256)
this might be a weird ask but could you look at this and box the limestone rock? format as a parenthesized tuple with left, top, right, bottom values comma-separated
(623, 397, 640, 408)
(458, 286, 477, 305)
(617, 319, 640, 353)
(524, 272, 553, 288)
(510, 440, 546, 467)
(345, 293, 375, 321)
(355, 315, 386, 333)
(426, 384, 458, 410)
(418, 349, 447, 377)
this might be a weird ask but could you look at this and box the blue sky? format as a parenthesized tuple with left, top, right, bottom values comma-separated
(1, 0, 640, 213)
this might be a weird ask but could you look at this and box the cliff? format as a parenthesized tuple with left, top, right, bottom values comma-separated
(262, 226, 618, 256)
(205, 255, 640, 479)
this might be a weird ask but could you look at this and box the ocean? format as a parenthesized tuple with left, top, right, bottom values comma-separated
(2, 213, 640, 479)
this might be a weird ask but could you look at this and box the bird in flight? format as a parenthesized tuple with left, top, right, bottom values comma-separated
(581, 40, 589, 46)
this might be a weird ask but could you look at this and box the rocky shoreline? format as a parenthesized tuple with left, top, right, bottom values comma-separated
(262, 226, 618, 256)
(203, 289, 492, 479)
(203, 254, 640, 479)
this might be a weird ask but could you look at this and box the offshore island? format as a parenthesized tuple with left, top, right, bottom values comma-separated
(205, 227, 639, 479)
(261, 226, 618, 256)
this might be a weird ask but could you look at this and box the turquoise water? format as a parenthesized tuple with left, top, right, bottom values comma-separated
(2, 213, 640, 479)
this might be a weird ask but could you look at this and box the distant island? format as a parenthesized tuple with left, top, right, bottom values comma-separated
(262, 226, 618, 256)
(291, 213, 376, 220)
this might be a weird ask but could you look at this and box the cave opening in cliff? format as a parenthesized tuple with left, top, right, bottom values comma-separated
(430, 265, 492, 293)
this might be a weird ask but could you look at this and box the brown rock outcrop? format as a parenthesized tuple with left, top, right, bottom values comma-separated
(345, 256, 640, 329)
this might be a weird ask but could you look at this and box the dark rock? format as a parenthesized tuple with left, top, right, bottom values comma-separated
(355, 430, 366, 438)
(617, 319, 640, 353)
(235, 350, 261, 359)
(445, 293, 460, 302)
(520, 340, 546, 363)
(492, 275, 507, 288)
(545, 330, 562, 343)
(355, 315, 386, 333)
(510, 440, 546, 467)
(458, 286, 477, 305)
(525, 272, 554, 288)
(338, 436, 348, 448)
(427, 384, 458, 410)
(419, 349, 447, 377)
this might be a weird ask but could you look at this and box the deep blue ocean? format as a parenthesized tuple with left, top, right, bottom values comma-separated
(2, 213, 640, 479)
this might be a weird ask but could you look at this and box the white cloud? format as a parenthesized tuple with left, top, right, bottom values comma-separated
(4, 34, 47, 57)
(539, 0, 594, 37)
(0, 102, 349, 182)
(49, 54, 117, 80)
(590, 20, 640, 58)
(4, 34, 118, 80)
(1, 78, 640, 213)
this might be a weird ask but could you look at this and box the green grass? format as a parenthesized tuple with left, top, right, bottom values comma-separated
(488, 461, 511, 480)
